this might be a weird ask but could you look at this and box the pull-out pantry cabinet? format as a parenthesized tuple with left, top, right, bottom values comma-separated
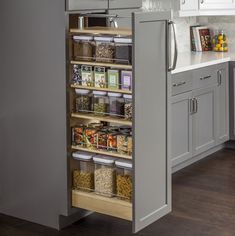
(68, 11, 172, 233)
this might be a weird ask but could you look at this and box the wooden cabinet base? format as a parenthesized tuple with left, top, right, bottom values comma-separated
(72, 190, 132, 221)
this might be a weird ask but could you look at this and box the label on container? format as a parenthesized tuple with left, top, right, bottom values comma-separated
(94, 67, 106, 88)
(108, 70, 119, 89)
(121, 71, 132, 91)
(81, 65, 93, 87)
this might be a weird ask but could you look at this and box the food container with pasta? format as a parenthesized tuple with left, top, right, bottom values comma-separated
(115, 160, 133, 202)
(73, 152, 95, 192)
(124, 94, 132, 120)
(93, 155, 116, 197)
(75, 89, 91, 113)
(72, 125, 85, 147)
(92, 91, 108, 116)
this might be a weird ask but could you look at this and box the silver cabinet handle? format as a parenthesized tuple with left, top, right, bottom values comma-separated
(217, 70, 222, 86)
(201, 0, 204, 4)
(200, 75, 211, 80)
(189, 98, 194, 114)
(168, 21, 178, 72)
(194, 98, 198, 113)
(172, 81, 186, 87)
(182, 0, 186, 4)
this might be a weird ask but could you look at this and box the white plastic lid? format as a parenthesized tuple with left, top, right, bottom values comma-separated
(123, 94, 132, 99)
(93, 155, 115, 165)
(115, 160, 132, 169)
(108, 92, 122, 98)
(94, 36, 113, 42)
(114, 38, 132, 44)
(93, 91, 107, 96)
(72, 152, 93, 161)
(73, 35, 93, 41)
(75, 89, 90, 95)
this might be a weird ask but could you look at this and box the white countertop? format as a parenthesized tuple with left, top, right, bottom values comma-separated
(172, 52, 235, 74)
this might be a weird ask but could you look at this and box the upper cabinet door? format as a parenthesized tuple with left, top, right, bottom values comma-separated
(109, 0, 142, 9)
(133, 11, 172, 233)
(66, 0, 108, 11)
(200, 0, 234, 9)
(180, 0, 198, 11)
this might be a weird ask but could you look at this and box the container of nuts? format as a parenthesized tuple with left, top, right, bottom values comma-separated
(93, 155, 116, 197)
(75, 89, 91, 113)
(92, 91, 108, 116)
(115, 160, 132, 202)
(124, 94, 132, 120)
(72, 152, 95, 192)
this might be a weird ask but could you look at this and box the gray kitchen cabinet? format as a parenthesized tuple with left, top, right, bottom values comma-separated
(229, 62, 235, 140)
(180, 0, 198, 11)
(171, 92, 193, 166)
(108, 0, 142, 9)
(216, 64, 229, 144)
(66, 0, 108, 11)
(192, 86, 217, 156)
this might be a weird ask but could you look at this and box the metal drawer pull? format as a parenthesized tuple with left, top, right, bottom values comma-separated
(172, 81, 186, 87)
(217, 70, 222, 86)
(189, 98, 194, 114)
(200, 75, 211, 80)
(194, 98, 198, 113)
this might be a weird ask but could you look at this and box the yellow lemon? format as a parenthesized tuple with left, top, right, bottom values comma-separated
(216, 44, 221, 48)
(218, 35, 223, 40)
(219, 40, 224, 44)
(219, 47, 224, 51)
(224, 47, 228, 51)
(214, 47, 218, 51)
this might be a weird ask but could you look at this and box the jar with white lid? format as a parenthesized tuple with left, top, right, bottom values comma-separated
(75, 89, 91, 113)
(94, 36, 115, 63)
(108, 92, 124, 117)
(92, 91, 108, 116)
(73, 35, 94, 61)
(114, 37, 132, 65)
(72, 152, 94, 192)
(124, 94, 132, 120)
(93, 155, 116, 197)
(115, 160, 133, 202)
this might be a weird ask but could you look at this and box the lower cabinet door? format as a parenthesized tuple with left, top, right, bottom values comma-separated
(171, 92, 193, 167)
(192, 86, 217, 156)
(109, 0, 142, 9)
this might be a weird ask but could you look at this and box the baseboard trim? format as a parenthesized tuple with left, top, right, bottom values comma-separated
(172, 144, 225, 173)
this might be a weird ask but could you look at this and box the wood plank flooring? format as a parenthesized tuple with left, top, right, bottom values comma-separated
(1, 148, 235, 236)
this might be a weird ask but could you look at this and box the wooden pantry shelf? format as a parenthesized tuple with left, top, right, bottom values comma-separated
(71, 113, 132, 126)
(70, 84, 132, 94)
(70, 27, 132, 37)
(70, 60, 132, 70)
(72, 190, 132, 221)
(71, 146, 132, 160)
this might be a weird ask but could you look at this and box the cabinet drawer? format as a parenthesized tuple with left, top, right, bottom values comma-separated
(66, 0, 108, 11)
(171, 71, 193, 96)
(193, 66, 217, 90)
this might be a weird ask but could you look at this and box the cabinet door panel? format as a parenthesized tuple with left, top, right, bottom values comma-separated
(200, 0, 234, 9)
(180, 0, 198, 11)
(67, 0, 108, 11)
(109, 0, 142, 9)
(171, 92, 193, 167)
(133, 11, 171, 233)
(192, 87, 217, 156)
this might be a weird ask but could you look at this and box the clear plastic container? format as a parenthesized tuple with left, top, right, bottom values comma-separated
(72, 125, 85, 147)
(124, 94, 132, 120)
(92, 91, 108, 116)
(108, 92, 124, 117)
(93, 155, 116, 197)
(94, 36, 115, 63)
(75, 89, 91, 113)
(72, 152, 94, 192)
(73, 36, 94, 61)
(213, 30, 228, 52)
(115, 160, 133, 202)
(114, 38, 132, 65)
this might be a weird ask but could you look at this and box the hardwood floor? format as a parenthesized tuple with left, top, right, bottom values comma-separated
(1, 148, 235, 236)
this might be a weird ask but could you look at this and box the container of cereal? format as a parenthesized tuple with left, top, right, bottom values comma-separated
(92, 91, 108, 116)
(115, 160, 133, 202)
(73, 152, 94, 192)
(93, 155, 116, 197)
(124, 94, 132, 120)
(75, 89, 91, 113)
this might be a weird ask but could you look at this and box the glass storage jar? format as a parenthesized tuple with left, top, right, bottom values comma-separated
(117, 133, 128, 155)
(92, 91, 108, 116)
(75, 89, 91, 113)
(84, 125, 98, 149)
(108, 92, 124, 117)
(107, 131, 119, 152)
(213, 30, 228, 52)
(73, 35, 94, 61)
(94, 36, 115, 63)
(115, 160, 133, 202)
(124, 94, 132, 120)
(114, 37, 132, 65)
(72, 152, 94, 192)
(93, 155, 116, 197)
(72, 125, 85, 147)
(97, 128, 108, 150)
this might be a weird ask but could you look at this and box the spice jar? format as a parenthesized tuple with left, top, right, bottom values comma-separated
(117, 133, 128, 154)
(97, 128, 108, 150)
(73, 152, 94, 192)
(94, 36, 115, 63)
(124, 94, 132, 120)
(75, 89, 91, 113)
(92, 91, 108, 116)
(72, 125, 85, 147)
(107, 131, 118, 152)
(84, 126, 98, 149)
(213, 30, 228, 52)
(93, 155, 116, 197)
(108, 93, 124, 117)
(114, 37, 132, 65)
(73, 36, 94, 61)
(115, 160, 133, 202)
(121, 71, 132, 91)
